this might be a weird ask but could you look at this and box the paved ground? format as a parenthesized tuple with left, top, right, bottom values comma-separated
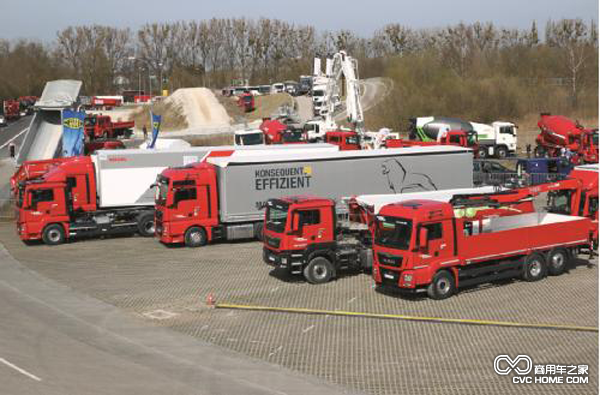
(0, 222, 596, 394)
(0, 115, 32, 160)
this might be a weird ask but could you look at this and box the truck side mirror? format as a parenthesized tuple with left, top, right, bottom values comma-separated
(419, 227, 429, 251)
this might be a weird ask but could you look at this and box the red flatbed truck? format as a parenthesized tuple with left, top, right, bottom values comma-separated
(371, 200, 591, 299)
(84, 114, 135, 140)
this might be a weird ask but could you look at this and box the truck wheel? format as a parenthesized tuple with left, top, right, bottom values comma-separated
(427, 270, 456, 300)
(254, 222, 264, 241)
(477, 147, 488, 159)
(303, 257, 334, 284)
(185, 227, 207, 248)
(547, 248, 570, 276)
(522, 253, 547, 282)
(42, 224, 66, 246)
(495, 146, 508, 159)
(137, 213, 155, 237)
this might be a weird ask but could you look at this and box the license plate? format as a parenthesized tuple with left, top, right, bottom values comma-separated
(383, 273, 395, 280)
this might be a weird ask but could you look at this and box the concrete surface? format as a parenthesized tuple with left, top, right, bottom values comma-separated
(0, 222, 596, 395)
(0, 241, 363, 395)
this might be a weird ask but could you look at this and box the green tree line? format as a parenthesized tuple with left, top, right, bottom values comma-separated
(0, 18, 597, 125)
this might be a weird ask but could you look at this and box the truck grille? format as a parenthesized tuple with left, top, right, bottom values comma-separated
(265, 235, 281, 249)
(377, 252, 403, 268)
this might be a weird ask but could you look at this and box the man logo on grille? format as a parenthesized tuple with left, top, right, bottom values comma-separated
(494, 355, 533, 375)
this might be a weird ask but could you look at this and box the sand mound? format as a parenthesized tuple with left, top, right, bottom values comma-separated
(165, 88, 231, 129)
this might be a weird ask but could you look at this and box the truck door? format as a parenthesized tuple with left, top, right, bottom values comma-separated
(173, 185, 198, 219)
(30, 188, 65, 218)
(415, 221, 453, 264)
(290, 208, 328, 249)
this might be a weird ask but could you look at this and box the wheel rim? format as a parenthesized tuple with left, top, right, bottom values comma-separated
(529, 259, 542, 276)
(144, 221, 155, 234)
(437, 278, 450, 294)
(48, 229, 61, 242)
(551, 253, 565, 268)
(313, 263, 328, 281)
(498, 149, 506, 158)
(190, 231, 202, 244)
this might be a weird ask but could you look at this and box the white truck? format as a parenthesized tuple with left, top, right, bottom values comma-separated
(412, 117, 518, 159)
(234, 129, 265, 146)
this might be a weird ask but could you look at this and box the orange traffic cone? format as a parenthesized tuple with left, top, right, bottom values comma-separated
(206, 292, 215, 307)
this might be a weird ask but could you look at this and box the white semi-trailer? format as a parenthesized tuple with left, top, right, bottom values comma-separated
(155, 145, 474, 246)
(15, 144, 338, 245)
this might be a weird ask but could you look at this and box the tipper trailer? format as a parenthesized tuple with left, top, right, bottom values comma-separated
(15, 144, 338, 245)
(155, 146, 474, 247)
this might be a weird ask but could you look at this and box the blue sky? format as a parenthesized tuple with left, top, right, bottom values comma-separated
(1, 0, 597, 41)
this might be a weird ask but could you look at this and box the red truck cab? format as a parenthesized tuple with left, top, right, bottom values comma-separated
(263, 196, 372, 283)
(237, 93, 255, 112)
(260, 118, 307, 145)
(155, 163, 220, 247)
(325, 131, 360, 150)
(16, 157, 97, 244)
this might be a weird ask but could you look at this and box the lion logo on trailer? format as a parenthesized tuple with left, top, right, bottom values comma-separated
(381, 159, 438, 193)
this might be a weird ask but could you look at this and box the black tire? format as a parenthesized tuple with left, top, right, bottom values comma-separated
(522, 253, 547, 282)
(495, 146, 508, 159)
(137, 213, 155, 237)
(303, 257, 335, 284)
(477, 147, 488, 159)
(547, 248, 570, 276)
(427, 270, 456, 300)
(185, 226, 207, 248)
(42, 224, 66, 246)
(534, 146, 546, 158)
(254, 222, 264, 241)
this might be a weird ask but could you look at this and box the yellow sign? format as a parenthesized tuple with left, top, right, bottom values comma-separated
(303, 166, 312, 176)
(63, 117, 83, 129)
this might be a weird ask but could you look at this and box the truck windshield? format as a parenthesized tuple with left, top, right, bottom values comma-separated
(313, 90, 324, 97)
(266, 200, 289, 233)
(547, 190, 573, 215)
(156, 177, 169, 205)
(374, 216, 413, 250)
(283, 130, 305, 143)
(240, 133, 263, 145)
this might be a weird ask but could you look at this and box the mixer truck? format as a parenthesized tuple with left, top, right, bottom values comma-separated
(411, 116, 517, 159)
(535, 113, 598, 164)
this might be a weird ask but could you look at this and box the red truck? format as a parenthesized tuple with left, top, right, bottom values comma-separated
(324, 131, 360, 150)
(237, 92, 255, 112)
(90, 96, 123, 110)
(3, 99, 21, 120)
(535, 114, 599, 164)
(370, 200, 591, 299)
(260, 118, 307, 145)
(262, 180, 594, 291)
(84, 114, 134, 140)
(262, 187, 534, 283)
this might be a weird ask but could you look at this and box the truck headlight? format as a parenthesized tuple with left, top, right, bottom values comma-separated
(281, 257, 287, 264)
(403, 274, 413, 282)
